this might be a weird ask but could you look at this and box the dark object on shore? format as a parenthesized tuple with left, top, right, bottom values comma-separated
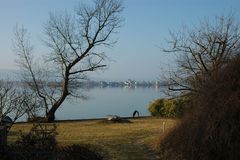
(100, 115, 131, 124)
(132, 110, 139, 118)
(0, 125, 7, 154)
(1, 116, 13, 131)
(106, 115, 121, 122)
(0, 116, 11, 154)
(1, 116, 12, 124)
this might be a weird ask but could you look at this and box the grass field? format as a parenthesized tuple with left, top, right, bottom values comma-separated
(8, 117, 177, 160)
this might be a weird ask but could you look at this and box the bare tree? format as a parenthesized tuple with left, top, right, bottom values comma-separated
(164, 15, 240, 93)
(0, 80, 36, 129)
(13, 0, 123, 122)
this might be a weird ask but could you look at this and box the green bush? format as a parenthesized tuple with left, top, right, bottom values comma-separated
(162, 99, 178, 118)
(148, 97, 187, 118)
(148, 99, 165, 117)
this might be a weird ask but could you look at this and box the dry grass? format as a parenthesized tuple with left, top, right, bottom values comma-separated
(8, 117, 176, 160)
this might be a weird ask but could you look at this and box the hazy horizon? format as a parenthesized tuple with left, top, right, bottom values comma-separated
(0, 68, 162, 81)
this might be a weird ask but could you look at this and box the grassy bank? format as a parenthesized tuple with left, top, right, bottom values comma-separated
(8, 117, 177, 160)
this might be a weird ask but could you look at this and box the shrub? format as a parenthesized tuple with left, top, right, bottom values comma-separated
(7, 123, 57, 160)
(58, 144, 103, 160)
(163, 99, 178, 117)
(4, 123, 103, 160)
(148, 97, 187, 118)
(148, 99, 165, 117)
(155, 56, 240, 160)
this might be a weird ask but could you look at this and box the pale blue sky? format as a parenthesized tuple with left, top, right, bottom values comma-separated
(0, 0, 240, 81)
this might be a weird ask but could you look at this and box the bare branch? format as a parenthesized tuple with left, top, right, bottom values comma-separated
(13, 0, 123, 122)
(164, 14, 240, 93)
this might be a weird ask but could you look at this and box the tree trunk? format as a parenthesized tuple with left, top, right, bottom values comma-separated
(46, 106, 58, 122)
(46, 73, 70, 122)
(46, 90, 69, 122)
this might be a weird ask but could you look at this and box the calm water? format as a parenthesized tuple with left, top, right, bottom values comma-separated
(55, 87, 164, 120)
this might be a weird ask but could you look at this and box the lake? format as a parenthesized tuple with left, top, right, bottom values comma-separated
(55, 87, 164, 120)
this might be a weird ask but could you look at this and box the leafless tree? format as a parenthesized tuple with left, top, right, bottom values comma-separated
(0, 80, 36, 129)
(13, 0, 123, 122)
(164, 15, 240, 93)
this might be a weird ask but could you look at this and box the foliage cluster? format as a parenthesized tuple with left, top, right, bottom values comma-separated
(3, 123, 57, 160)
(148, 97, 188, 118)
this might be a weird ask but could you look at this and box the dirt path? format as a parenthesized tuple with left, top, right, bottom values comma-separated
(134, 138, 160, 160)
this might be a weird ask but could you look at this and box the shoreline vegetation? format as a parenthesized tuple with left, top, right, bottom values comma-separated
(8, 117, 177, 160)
